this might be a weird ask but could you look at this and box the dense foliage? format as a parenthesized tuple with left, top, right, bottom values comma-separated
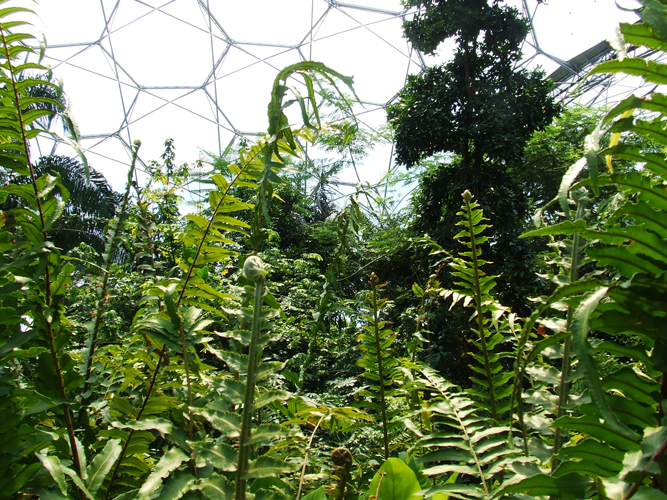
(2, 1, 667, 500)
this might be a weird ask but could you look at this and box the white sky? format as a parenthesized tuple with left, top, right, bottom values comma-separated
(29, 0, 638, 206)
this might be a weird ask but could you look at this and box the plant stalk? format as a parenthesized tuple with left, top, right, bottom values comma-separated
(369, 273, 390, 460)
(79, 142, 140, 422)
(235, 275, 265, 500)
(0, 20, 84, 496)
(552, 196, 586, 470)
(295, 414, 325, 500)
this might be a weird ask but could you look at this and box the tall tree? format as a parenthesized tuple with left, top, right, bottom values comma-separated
(388, 0, 560, 312)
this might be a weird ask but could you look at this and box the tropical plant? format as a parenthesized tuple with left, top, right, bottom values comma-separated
(356, 272, 402, 460)
(0, 2, 90, 496)
(502, 4, 667, 498)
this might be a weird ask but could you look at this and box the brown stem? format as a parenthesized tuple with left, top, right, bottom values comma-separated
(0, 20, 84, 496)
(621, 435, 667, 500)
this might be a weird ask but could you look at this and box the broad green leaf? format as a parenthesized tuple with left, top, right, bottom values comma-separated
(112, 417, 173, 435)
(85, 438, 122, 496)
(366, 458, 422, 500)
(190, 441, 237, 471)
(557, 439, 624, 474)
(198, 410, 241, 438)
(246, 423, 288, 446)
(572, 287, 638, 441)
(496, 472, 589, 498)
(244, 456, 293, 479)
(193, 474, 234, 500)
(558, 158, 587, 216)
(552, 415, 640, 451)
(136, 447, 190, 500)
(37, 455, 68, 496)
(588, 58, 667, 85)
(157, 470, 196, 500)
(300, 486, 327, 500)
(603, 368, 661, 406)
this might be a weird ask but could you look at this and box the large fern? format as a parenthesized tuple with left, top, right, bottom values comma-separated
(445, 190, 516, 422)
(99, 62, 360, 500)
(506, 4, 667, 498)
(356, 272, 403, 460)
(0, 4, 92, 497)
(413, 367, 521, 500)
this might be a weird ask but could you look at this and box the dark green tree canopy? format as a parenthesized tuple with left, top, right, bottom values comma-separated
(389, 0, 560, 169)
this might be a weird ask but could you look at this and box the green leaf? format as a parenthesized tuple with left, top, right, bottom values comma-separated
(191, 441, 237, 471)
(244, 456, 292, 479)
(300, 486, 327, 500)
(366, 458, 422, 500)
(136, 447, 190, 500)
(246, 423, 288, 446)
(112, 417, 173, 435)
(552, 415, 641, 451)
(157, 470, 196, 500)
(572, 287, 638, 441)
(412, 283, 424, 297)
(588, 58, 667, 85)
(193, 474, 234, 500)
(37, 455, 68, 496)
(198, 409, 241, 438)
(558, 158, 587, 216)
(497, 473, 589, 498)
(557, 439, 624, 474)
(603, 368, 661, 406)
(634, 0, 667, 40)
(85, 438, 122, 496)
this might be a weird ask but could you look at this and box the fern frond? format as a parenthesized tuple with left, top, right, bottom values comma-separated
(444, 190, 515, 423)
(415, 366, 522, 500)
(356, 272, 403, 460)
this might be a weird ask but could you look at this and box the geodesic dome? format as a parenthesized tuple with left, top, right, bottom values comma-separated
(33, 0, 638, 200)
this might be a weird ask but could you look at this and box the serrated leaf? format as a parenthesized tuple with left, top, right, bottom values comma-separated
(112, 417, 173, 435)
(157, 470, 196, 500)
(191, 441, 237, 471)
(85, 438, 122, 496)
(193, 474, 234, 500)
(244, 456, 292, 479)
(136, 447, 190, 500)
(37, 455, 68, 496)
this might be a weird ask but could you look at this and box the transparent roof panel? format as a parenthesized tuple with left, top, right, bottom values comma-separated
(31, 0, 643, 195)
